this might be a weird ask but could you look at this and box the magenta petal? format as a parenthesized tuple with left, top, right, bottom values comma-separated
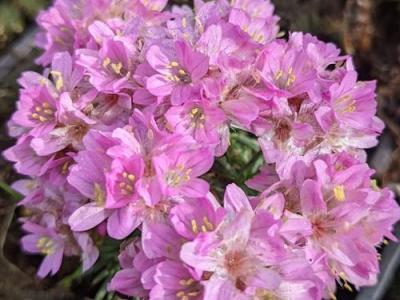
(224, 183, 252, 213)
(146, 74, 174, 96)
(108, 268, 146, 297)
(68, 203, 110, 231)
(107, 206, 141, 239)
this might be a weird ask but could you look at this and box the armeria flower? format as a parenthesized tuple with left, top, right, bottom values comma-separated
(21, 221, 65, 278)
(4, 0, 399, 295)
(146, 40, 209, 105)
(165, 99, 228, 155)
(153, 146, 214, 198)
(35, 0, 76, 65)
(229, 0, 279, 45)
(31, 93, 96, 156)
(255, 39, 317, 98)
(181, 184, 285, 299)
(11, 85, 57, 137)
(3, 134, 53, 177)
(68, 130, 116, 232)
(320, 70, 379, 132)
(105, 155, 144, 209)
(77, 38, 136, 93)
(108, 240, 162, 298)
(151, 260, 204, 300)
(170, 197, 225, 240)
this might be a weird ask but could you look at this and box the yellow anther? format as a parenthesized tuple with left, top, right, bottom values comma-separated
(111, 62, 123, 74)
(178, 69, 186, 75)
(286, 74, 296, 87)
(103, 57, 111, 68)
(190, 107, 199, 116)
(187, 291, 199, 296)
(35, 106, 42, 112)
(181, 17, 187, 28)
(39, 116, 48, 122)
(371, 179, 379, 191)
(128, 174, 135, 181)
(329, 292, 337, 300)
(42, 102, 50, 108)
(44, 109, 53, 115)
(191, 219, 198, 233)
(31, 113, 39, 119)
(122, 172, 128, 178)
(94, 183, 105, 206)
(344, 283, 353, 292)
(201, 225, 207, 232)
(275, 70, 283, 80)
(50, 70, 64, 90)
(61, 161, 69, 174)
(179, 278, 195, 286)
(176, 291, 185, 297)
(203, 217, 214, 231)
(170, 61, 179, 67)
(37, 237, 55, 255)
(333, 185, 345, 201)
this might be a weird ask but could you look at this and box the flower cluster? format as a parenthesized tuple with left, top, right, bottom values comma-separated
(4, 0, 400, 299)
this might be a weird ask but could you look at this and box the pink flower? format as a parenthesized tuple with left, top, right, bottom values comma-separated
(151, 260, 203, 300)
(21, 221, 65, 278)
(165, 99, 228, 155)
(181, 184, 285, 299)
(77, 38, 136, 93)
(229, 0, 279, 44)
(108, 240, 162, 297)
(146, 41, 209, 105)
(153, 146, 214, 197)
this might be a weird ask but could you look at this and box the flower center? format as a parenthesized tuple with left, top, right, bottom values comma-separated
(119, 171, 136, 195)
(165, 164, 191, 187)
(189, 107, 205, 128)
(165, 61, 192, 84)
(274, 67, 296, 89)
(37, 237, 55, 255)
(30, 102, 54, 123)
(224, 249, 248, 276)
(190, 217, 214, 234)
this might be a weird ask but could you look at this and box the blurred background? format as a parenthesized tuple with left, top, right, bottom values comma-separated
(0, 0, 399, 299)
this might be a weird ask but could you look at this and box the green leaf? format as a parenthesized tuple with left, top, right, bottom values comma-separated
(0, 181, 23, 202)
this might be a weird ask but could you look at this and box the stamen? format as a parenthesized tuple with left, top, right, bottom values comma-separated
(103, 57, 111, 68)
(111, 62, 123, 74)
(275, 70, 283, 80)
(203, 217, 214, 231)
(170, 61, 179, 67)
(191, 219, 198, 233)
(94, 183, 105, 206)
(333, 185, 345, 201)
(50, 70, 64, 90)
